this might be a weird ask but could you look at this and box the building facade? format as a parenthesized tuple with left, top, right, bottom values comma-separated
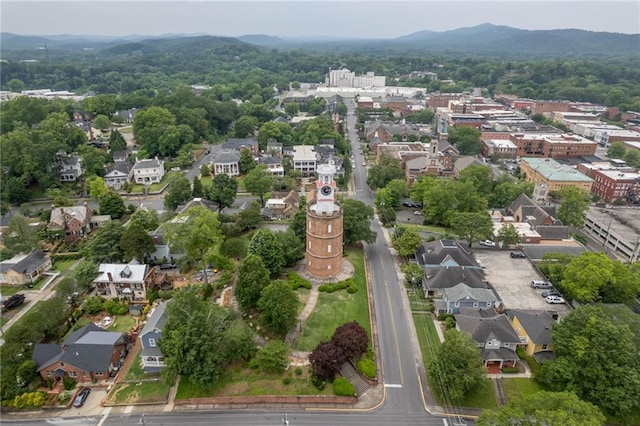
(520, 157, 593, 193)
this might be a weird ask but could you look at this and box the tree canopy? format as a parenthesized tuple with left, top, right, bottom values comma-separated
(257, 280, 299, 334)
(342, 199, 376, 245)
(235, 254, 271, 311)
(557, 186, 590, 228)
(206, 174, 238, 212)
(247, 228, 285, 278)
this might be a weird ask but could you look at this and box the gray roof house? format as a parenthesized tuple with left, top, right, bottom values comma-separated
(58, 154, 83, 182)
(222, 138, 259, 154)
(33, 323, 127, 382)
(139, 302, 168, 373)
(212, 150, 241, 177)
(436, 283, 501, 315)
(455, 308, 521, 370)
(416, 239, 481, 270)
(0, 250, 52, 286)
(423, 266, 485, 297)
(104, 162, 133, 189)
(508, 309, 557, 363)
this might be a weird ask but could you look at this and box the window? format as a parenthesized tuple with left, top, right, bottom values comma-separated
(148, 338, 156, 347)
(327, 224, 332, 233)
(69, 371, 77, 378)
(541, 344, 549, 350)
(327, 244, 332, 253)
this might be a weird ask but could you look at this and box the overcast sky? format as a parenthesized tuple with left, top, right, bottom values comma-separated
(2, 1, 639, 38)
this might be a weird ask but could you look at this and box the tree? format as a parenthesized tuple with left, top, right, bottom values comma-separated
(423, 180, 487, 226)
(258, 280, 298, 334)
(284, 103, 299, 116)
(206, 174, 237, 212)
(121, 223, 155, 262)
(164, 206, 222, 290)
(447, 126, 481, 155)
(623, 148, 640, 168)
(244, 165, 273, 207)
(560, 252, 640, 303)
(289, 210, 307, 244)
(78, 145, 110, 177)
(450, 212, 494, 247)
(309, 341, 346, 381)
(275, 230, 304, 266)
(160, 288, 254, 386)
(458, 165, 493, 197)
(93, 115, 110, 131)
(128, 208, 159, 231)
(109, 129, 127, 152)
(82, 220, 124, 263)
(99, 191, 126, 219)
(239, 149, 257, 174)
(86, 176, 110, 200)
(489, 179, 533, 208)
(366, 157, 405, 189)
(247, 228, 285, 278)
(235, 254, 271, 311)
(191, 176, 204, 198)
(607, 141, 627, 159)
(73, 260, 99, 291)
(85, 94, 117, 117)
(331, 321, 369, 360)
(233, 115, 258, 138)
(375, 179, 408, 209)
(255, 340, 289, 374)
(557, 186, 590, 228)
(133, 106, 176, 156)
(235, 201, 262, 231)
(6, 78, 24, 93)
(342, 199, 376, 245)
(392, 226, 422, 256)
(164, 172, 192, 211)
(541, 305, 640, 417)
(427, 329, 485, 402)
(2, 214, 39, 256)
(401, 263, 424, 288)
(477, 391, 605, 426)
(497, 223, 521, 247)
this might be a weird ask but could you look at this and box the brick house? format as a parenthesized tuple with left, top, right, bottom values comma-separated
(33, 324, 128, 383)
(48, 204, 93, 242)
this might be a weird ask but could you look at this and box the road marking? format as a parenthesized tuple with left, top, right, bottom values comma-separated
(384, 383, 403, 388)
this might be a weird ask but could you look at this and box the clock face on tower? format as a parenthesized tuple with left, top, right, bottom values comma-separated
(320, 185, 332, 196)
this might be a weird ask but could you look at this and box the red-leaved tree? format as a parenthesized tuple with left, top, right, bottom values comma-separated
(309, 341, 346, 380)
(331, 321, 369, 360)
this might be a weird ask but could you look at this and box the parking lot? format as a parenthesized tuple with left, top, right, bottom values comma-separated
(474, 249, 571, 316)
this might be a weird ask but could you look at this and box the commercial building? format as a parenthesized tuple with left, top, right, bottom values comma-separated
(520, 158, 593, 193)
(509, 133, 597, 159)
(577, 163, 640, 204)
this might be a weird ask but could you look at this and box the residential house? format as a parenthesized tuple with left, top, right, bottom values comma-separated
(261, 190, 300, 220)
(436, 283, 501, 315)
(212, 150, 241, 176)
(455, 308, 521, 371)
(507, 193, 558, 226)
(0, 250, 52, 286)
(259, 156, 285, 177)
(93, 263, 155, 300)
(291, 145, 317, 176)
(114, 109, 138, 123)
(266, 142, 283, 157)
(139, 302, 168, 373)
(48, 204, 93, 242)
(104, 162, 133, 189)
(132, 157, 165, 184)
(222, 138, 259, 155)
(508, 309, 556, 363)
(416, 239, 481, 270)
(58, 154, 83, 182)
(422, 266, 486, 298)
(72, 120, 101, 140)
(33, 323, 128, 383)
(176, 197, 219, 214)
(73, 110, 90, 121)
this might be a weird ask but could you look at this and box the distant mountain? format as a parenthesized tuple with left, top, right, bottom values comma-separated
(0, 33, 53, 50)
(99, 35, 258, 58)
(236, 34, 284, 47)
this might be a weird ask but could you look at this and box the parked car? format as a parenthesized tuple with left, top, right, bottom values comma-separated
(531, 280, 553, 289)
(2, 293, 26, 312)
(413, 211, 423, 216)
(362, 162, 366, 166)
(479, 240, 495, 247)
(73, 388, 91, 408)
(542, 289, 561, 298)
(510, 251, 526, 259)
(545, 295, 565, 304)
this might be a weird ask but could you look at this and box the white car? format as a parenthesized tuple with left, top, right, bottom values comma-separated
(413, 211, 423, 216)
(545, 295, 565, 304)
(362, 162, 366, 166)
(479, 240, 495, 247)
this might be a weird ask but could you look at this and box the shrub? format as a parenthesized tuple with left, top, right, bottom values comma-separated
(333, 377, 355, 396)
(255, 340, 289, 374)
(502, 367, 520, 374)
(335, 281, 348, 290)
(62, 376, 76, 390)
(357, 358, 377, 379)
(104, 299, 129, 315)
(347, 285, 357, 294)
(516, 346, 542, 379)
(444, 317, 456, 330)
(7, 391, 47, 408)
(437, 313, 455, 322)
(319, 284, 336, 293)
(426, 303, 435, 313)
(282, 377, 292, 385)
(248, 358, 260, 369)
(58, 390, 72, 403)
(295, 367, 303, 376)
(83, 296, 105, 314)
(311, 375, 326, 390)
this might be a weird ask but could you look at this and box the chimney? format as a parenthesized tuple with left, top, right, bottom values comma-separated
(107, 272, 113, 282)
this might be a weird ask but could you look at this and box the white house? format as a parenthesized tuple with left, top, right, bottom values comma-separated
(104, 162, 133, 189)
(292, 145, 317, 176)
(58, 154, 83, 182)
(93, 263, 155, 300)
(132, 158, 165, 184)
(212, 150, 241, 176)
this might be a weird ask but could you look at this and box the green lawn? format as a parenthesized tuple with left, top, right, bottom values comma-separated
(128, 179, 168, 194)
(108, 315, 137, 333)
(502, 378, 544, 403)
(52, 259, 77, 273)
(200, 175, 212, 189)
(412, 312, 441, 365)
(118, 126, 133, 134)
(407, 289, 432, 312)
(123, 348, 155, 381)
(0, 317, 8, 327)
(293, 248, 370, 351)
(403, 223, 449, 236)
(108, 380, 170, 404)
(458, 378, 498, 409)
(0, 285, 28, 296)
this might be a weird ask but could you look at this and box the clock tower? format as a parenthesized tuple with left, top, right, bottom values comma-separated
(305, 164, 343, 279)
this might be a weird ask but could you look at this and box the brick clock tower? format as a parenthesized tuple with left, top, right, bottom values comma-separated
(306, 164, 343, 279)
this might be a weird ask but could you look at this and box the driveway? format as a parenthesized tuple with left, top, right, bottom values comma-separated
(63, 386, 108, 418)
(474, 249, 571, 316)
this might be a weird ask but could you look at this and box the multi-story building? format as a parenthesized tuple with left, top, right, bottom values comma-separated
(292, 145, 317, 176)
(212, 151, 241, 177)
(93, 263, 155, 301)
(427, 93, 464, 109)
(325, 69, 386, 88)
(48, 204, 93, 242)
(520, 157, 593, 193)
(132, 158, 165, 184)
(481, 139, 517, 158)
(577, 163, 640, 204)
(509, 133, 597, 159)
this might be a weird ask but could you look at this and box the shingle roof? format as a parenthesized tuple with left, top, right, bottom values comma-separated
(536, 226, 569, 240)
(521, 244, 587, 261)
(479, 347, 519, 362)
(416, 239, 480, 269)
(444, 283, 498, 303)
(0, 250, 50, 274)
(132, 158, 163, 171)
(425, 266, 485, 291)
(455, 308, 521, 344)
(49, 205, 91, 229)
(140, 302, 168, 337)
(106, 162, 132, 176)
(213, 150, 240, 163)
(222, 138, 258, 151)
(94, 263, 148, 284)
(507, 310, 555, 345)
(454, 156, 486, 171)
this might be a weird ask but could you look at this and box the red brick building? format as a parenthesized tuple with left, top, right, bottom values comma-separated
(509, 133, 597, 159)
(577, 164, 640, 204)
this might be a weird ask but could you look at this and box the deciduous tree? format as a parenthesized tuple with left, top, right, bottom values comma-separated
(73, 260, 99, 291)
(607, 141, 626, 159)
(235, 201, 262, 231)
(557, 186, 590, 227)
(496, 223, 521, 247)
(99, 191, 126, 219)
(401, 262, 424, 287)
(331, 321, 368, 360)
(128, 208, 159, 231)
(255, 340, 289, 374)
(247, 228, 285, 277)
(93, 114, 110, 131)
(121, 223, 155, 262)
(258, 280, 298, 334)
(82, 220, 124, 263)
(239, 149, 257, 174)
(450, 211, 494, 247)
(244, 165, 272, 207)
(207, 174, 238, 212)
(309, 341, 346, 381)
(235, 254, 271, 311)
(342, 199, 376, 245)
(164, 172, 192, 211)
(392, 226, 422, 256)
(366, 157, 405, 189)
(447, 126, 481, 155)
(2, 214, 39, 256)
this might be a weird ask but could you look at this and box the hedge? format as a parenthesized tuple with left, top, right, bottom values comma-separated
(333, 377, 355, 396)
(357, 358, 377, 379)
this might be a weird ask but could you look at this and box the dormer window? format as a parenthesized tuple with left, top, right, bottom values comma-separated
(120, 265, 132, 278)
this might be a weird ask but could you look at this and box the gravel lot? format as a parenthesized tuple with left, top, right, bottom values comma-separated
(474, 249, 571, 316)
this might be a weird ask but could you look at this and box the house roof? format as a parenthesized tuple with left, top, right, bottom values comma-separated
(213, 150, 240, 163)
(536, 226, 569, 240)
(222, 138, 258, 151)
(259, 156, 282, 165)
(105, 162, 132, 177)
(0, 250, 49, 275)
(425, 266, 485, 291)
(49, 205, 91, 228)
(177, 197, 219, 214)
(416, 239, 480, 269)
(111, 150, 128, 162)
(479, 347, 519, 362)
(62, 322, 104, 347)
(454, 156, 486, 171)
(455, 308, 521, 344)
(94, 263, 148, 284)
(507, 310, 555, 345)
(140, 302, 168, 337)
(444, 283, 498, 303)
(132, 158, 163, 171)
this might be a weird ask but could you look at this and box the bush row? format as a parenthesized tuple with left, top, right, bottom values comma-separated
(288, 272, 312, 290)
(356, 358, 377, 379)
(319, 278, 357, 294)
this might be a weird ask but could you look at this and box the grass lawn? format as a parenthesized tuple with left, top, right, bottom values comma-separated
(502, 378, 544, 403)
(293, 248, 370, 352)
(108, 315, 137, 333)
(0, 285, 28, 296)
(118, 126, 133, 134)
(124, 348, 152, 381)
(0, 317, 8, 327)
(52, 259, 77, 273)
(404, 223, 449, 236)
(458, 378, 498, 410)
(200, 175, 212, 189)
(176, 365, 333, 399)
(108, 380, 170, 404)
(407, 289, 432, 312)
(412, 312, 441, 365)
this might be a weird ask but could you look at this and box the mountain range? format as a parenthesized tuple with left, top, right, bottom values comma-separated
(1, 23, 638, 58)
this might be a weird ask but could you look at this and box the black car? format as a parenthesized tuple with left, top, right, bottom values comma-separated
(542, 289, 561, 298)
(73, 388, 91, 408)
(510, 251, 526, 259)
